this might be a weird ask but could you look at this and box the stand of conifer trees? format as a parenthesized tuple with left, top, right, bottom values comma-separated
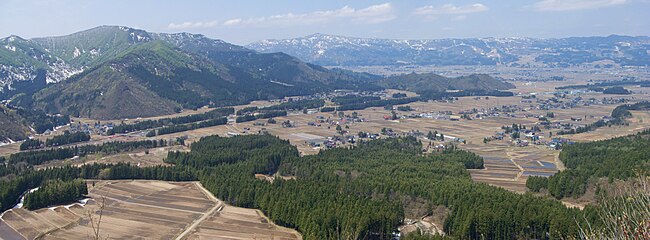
(8, 139, 170, 165)
(108, 107, 233, 135)
(45, 131, 90, 147)
(147, 117, 227, 136)
(527, 129, 650, 198)
(23, 179, 87, 210)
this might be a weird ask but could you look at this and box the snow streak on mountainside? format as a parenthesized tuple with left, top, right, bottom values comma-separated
(248, 33, 650, 67)
(0, 26, 379, 119)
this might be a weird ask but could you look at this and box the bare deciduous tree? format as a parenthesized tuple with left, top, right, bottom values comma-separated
(87, 195, 109, 240)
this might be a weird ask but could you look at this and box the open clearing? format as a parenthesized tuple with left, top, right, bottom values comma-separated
(0, 180, 300, 240)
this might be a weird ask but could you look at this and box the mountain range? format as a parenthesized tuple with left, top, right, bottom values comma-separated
(0, 27, 517, 121)
(248, 34, 650, 67)
(0, 26, 378, 119)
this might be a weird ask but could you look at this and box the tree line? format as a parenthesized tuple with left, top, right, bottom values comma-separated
(0, 162, 195, 212)
(331, 95, 381, 105)
(7, 139, 172, 166)
(108, 107, 233, 135)
(236, 99, 325, 115)
(20, 139, 43, 151)
(45, 131, 91, 147)
(336, 97, 420, 111)
(24, 179, 87, 210)
(235, 110, 287, 123)
(333, 91, 514, 112)
(146, 117, 227, 136)
(20, 131, 92, 150)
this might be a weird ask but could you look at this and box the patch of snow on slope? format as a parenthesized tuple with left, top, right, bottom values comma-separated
(270, 80, 294, 86)
(73, 47, 81, 58)
(0, 65, 36, 85)
(14, 187, 39, 209)
(90, 48, 100, 56)
(46, 60, 84, 83)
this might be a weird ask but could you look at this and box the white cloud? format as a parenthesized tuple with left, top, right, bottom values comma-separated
(414, 3, 489, 15)
(222, 18, 242, 26)
(223, 3, 395, 27)
(533, 0, 626, 11)
(167, 20, 218, 29)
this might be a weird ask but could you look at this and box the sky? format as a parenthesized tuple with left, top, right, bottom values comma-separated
(1, 0, 649, 44)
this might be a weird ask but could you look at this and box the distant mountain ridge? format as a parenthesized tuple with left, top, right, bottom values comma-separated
(0, 26, 379, 119)
(0, 27, 519, 120)
(380, 73, 514, 94)
(248, 33, 650, 67)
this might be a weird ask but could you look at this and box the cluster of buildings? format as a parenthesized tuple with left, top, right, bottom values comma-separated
(310, 89, 386, 101)
(486, 127, 574, 149)
(68, 122, 114, 135)
(527, 95, 628, 111)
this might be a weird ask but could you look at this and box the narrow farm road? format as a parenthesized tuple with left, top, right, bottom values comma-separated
(174, 182, 223, 240)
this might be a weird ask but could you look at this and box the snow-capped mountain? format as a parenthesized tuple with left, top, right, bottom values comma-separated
(0, 26, 377, 119)
(248, 33, 650, 67)
(0, 26, 157, 88)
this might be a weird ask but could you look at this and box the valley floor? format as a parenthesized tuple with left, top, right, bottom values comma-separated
(2, 81, 650, 196)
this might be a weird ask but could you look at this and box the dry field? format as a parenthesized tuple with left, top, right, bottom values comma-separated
(0, 180, 300, 240)
(184, 203, 301, 240)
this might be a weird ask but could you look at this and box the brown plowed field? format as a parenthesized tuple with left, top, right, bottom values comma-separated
(0, 180, 300, 240)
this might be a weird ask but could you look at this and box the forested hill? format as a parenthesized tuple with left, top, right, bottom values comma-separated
(380, 72, 515, 94)
(0, 26, 379, 119)
(0, 104, 70, 143)
(172, 135, 589, 239)
(528, 128, 650, 198)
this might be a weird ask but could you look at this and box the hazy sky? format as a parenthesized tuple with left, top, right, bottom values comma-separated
(1, 0, 648, 44)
